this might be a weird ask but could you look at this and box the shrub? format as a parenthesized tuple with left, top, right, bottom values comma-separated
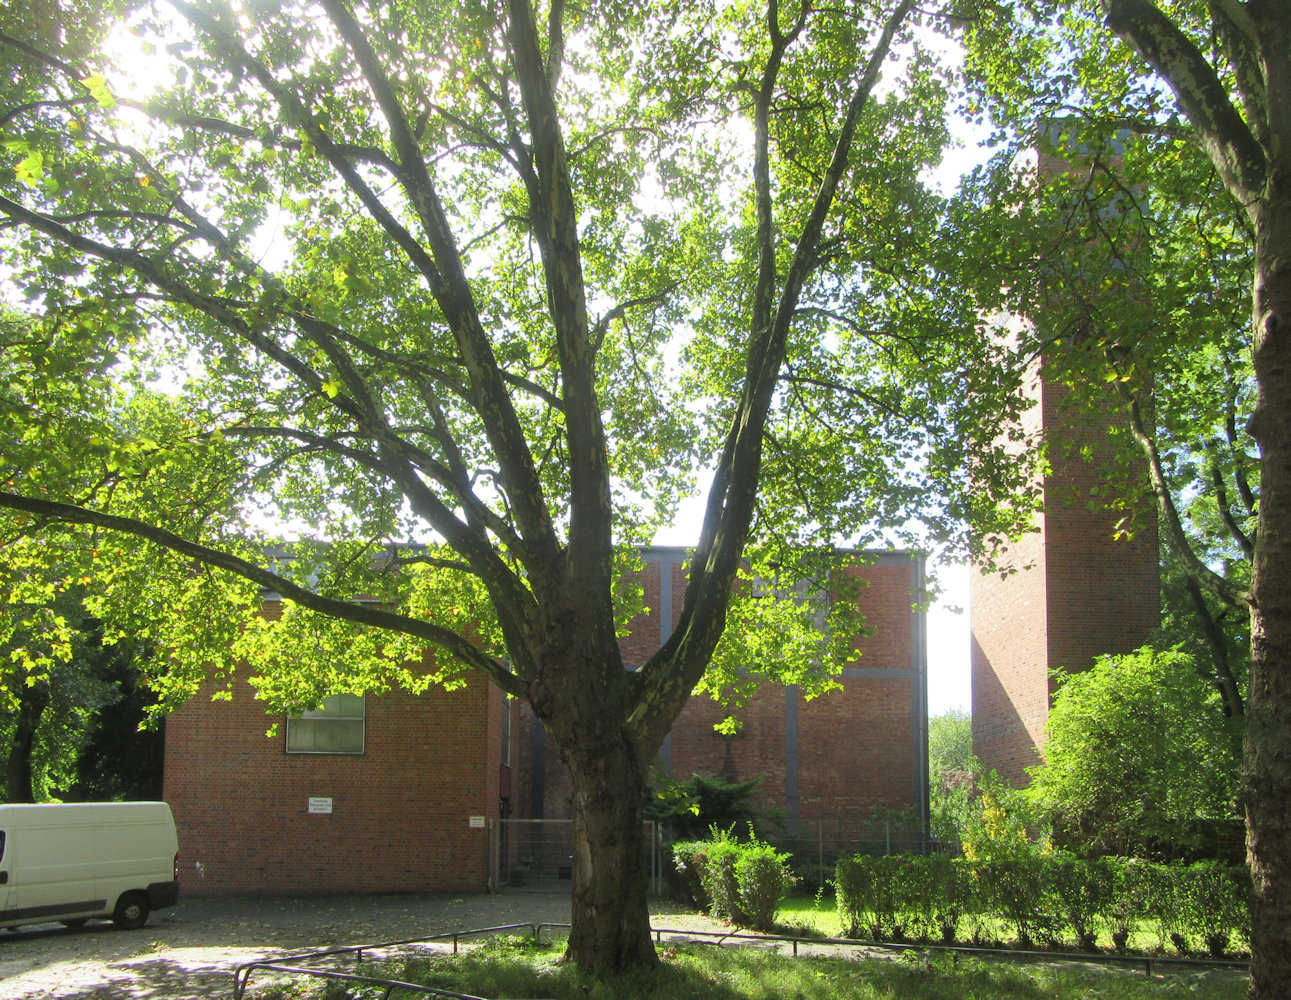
(978, 853, 1047, 947)
(1026, 647, 1240, 858)
(734, 840, 796, 931)
(1108, 858, 1153, 953)
(675, 826, 795, 931)
(834, 848, 1250, 958)
(934, 857, 975, 943)
(1144, 863, 1190, 953)
(834, 854, 914, 941)
(1180, 861, 1249, 958)
(835, 855, 881, 940)
(670, 839, 710, 908)
(894, 853, 939, 941)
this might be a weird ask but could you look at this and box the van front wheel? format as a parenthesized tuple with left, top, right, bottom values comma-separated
(112, 893, 150, 930)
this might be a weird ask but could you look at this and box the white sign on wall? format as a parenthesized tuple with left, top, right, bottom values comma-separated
(308, 797, 333, 814)
(468, 815, 485, 829)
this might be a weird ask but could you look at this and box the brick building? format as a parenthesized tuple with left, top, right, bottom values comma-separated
(163, 549, 929, 895)
(163, 602, 506, 898)
(514, 549, 929, 839)
(970, 356, 1160, 785)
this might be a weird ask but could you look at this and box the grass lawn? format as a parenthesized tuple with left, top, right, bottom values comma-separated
(253, 934, 1248, 1000)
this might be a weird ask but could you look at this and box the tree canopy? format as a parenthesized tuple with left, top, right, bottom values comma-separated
(0, 0, 1037, 972)
(950, 2, 1256, 720)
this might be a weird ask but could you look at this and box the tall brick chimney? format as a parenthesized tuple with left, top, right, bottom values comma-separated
(970, 354, 1160, 786)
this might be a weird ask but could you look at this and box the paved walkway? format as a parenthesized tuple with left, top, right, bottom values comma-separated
(0, 891, 709, 999)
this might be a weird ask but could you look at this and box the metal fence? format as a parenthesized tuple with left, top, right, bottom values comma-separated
(488, 819, 663, 894)
(487, 818, 945, 895)
(772, 823, 953, 888)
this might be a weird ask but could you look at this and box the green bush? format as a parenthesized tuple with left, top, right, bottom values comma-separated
(671, 838, 711, 909)
(835, 855, 890, 940)
(935, 857, 975, 943)
(1180, 861, 1249, 958)
(893, 853, 939, 941)
(734, 841, 796, 931)
(977, 854, 1048, 948)
(681, 829, 746, 923)
(1108, 858, 1153, 953)
(1144, 863, 1190, 953)
(675, 826, 794, 931)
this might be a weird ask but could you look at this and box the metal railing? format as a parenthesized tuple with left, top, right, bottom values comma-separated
(232, 919, 1249, 997)
(232, 964, 486, 1000)
(641, 926, 1250, 978)
(232, 923, 541, 999)
(488, 819, 662, 894)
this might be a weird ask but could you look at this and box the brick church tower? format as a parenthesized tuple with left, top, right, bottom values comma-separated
(970, 355, 1160, 786)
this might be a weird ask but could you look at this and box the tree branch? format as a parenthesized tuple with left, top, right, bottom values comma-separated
(506, 0, 615, 613)
(0, 490, 524, 697)
(1116, 381, 1250, 607)
(314, 0, 561, 573)
(1098, 0, 1266, 207)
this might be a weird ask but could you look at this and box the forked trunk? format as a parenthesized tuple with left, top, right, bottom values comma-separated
(563, 732, 658, 973)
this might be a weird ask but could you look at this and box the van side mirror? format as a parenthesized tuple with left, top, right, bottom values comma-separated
(0, 871, 7, 884)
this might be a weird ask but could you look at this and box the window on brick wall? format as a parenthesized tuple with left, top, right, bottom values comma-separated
(286, 694, 365, 754)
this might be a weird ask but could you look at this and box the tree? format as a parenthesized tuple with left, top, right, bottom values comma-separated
(1027, 646, 1240, 858)
(956, 3, 1290, 993)
(0, 598, 159, 804)
(0, 0, 1033, 972)
(927, 708, 977, 843)
(928, 707, 973, 777)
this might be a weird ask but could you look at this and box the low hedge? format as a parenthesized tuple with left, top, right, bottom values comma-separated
(834, 852, 1249, 956)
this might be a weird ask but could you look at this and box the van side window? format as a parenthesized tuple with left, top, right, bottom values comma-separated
(0, 830, 5, 864)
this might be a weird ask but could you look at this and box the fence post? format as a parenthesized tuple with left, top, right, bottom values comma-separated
(487, 819, 497, 893)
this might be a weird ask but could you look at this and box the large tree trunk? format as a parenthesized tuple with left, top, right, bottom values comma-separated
(564, 734, 657, 972)
(1245, 169, 1291, 999)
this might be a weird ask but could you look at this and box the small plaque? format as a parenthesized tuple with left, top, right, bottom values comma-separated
(468, 815, 485, 829)
(308, 797, 333, 814)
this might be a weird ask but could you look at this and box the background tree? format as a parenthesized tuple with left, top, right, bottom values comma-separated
(927, 707, 977, 844)
(1026, 646, 1241, 858)
(0, 596, 159, 803)
(645, 772, 774, 842)
(0, 0, 1035, 971)
(955, 2, 1289, 992)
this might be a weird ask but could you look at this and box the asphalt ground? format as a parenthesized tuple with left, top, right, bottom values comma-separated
(0, 890, 712, 999)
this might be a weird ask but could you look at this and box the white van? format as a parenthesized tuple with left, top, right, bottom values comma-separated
(0, 801, 179, 931)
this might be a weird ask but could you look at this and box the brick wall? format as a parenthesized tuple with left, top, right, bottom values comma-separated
(166, 549, 928, 895)
(515, 551, 927, 836)
(163, 613, 502, 896)
(971, 359, 1159, 785)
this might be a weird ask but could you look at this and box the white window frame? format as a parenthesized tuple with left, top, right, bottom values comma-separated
(286, 693, 366, 755)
